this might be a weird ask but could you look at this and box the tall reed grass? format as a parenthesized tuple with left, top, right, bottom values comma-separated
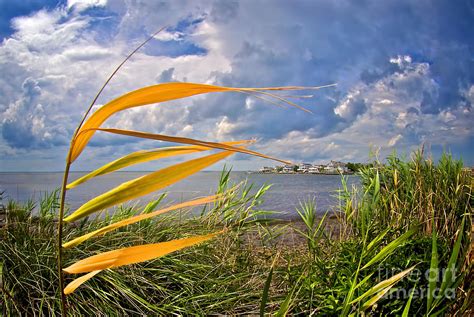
(55, 29, 332, 314)
(1, 177, 286, 315)
(249, 150, 472, 316)
(1, 150, 472, 315)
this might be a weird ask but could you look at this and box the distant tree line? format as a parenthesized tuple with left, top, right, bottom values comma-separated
(346, 162, 374, 173)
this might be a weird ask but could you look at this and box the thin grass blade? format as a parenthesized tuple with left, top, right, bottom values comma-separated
(275, 274, 303, 317)
(260, 254, 279, 317)
(141, 193, 167, 214)
(402, 286, 416, 317)
(436, 216, 465, 305)
(63, 231, 222, 274)
(67, 140, 249, 189)
(77, 128, 289, 165)
(353, 273, 374, 291)
(260, 267, 273, 317)
(64, 270, 101, 295)
(361, 229, 416, 270)
(63, 194, 222, 248)
(364, 228, 389, 256)
(427, 219, 439, 311)
(351, 265, 415, 305)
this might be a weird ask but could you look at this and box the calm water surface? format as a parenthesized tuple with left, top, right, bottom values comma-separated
(0, 172, 359, 219)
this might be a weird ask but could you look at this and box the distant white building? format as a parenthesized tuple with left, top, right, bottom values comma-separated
(258, 161, 351, 174)
(324, 166, 339, 174)
(326, 161, 349, 174)
(297, 163, 312, 173)
(260, 166, 274, 173)
(308, 165, 324, 173)
(282, 165, 296, 173)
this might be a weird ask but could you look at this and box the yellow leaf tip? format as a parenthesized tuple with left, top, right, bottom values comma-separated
(64, 270, 102, 295)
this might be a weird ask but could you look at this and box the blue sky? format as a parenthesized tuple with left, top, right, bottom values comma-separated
(0, 0, 473, 171)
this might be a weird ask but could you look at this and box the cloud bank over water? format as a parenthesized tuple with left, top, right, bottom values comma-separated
(0, 0, 473, 171)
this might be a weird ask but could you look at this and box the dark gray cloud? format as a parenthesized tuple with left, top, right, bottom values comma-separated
(0, 0, 473, 171)
(210, 0, 238, 23)
(156, 67, 176, 83)
(2, 77, 69, 148)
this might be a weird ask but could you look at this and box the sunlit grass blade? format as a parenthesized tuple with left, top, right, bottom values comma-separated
(67, 140, 249, 189)
(70, 83, 230, 161)
(402, 286, 416, 317)
(275, 274, 303, 317)
(69, 82, 333, 162)
(430, 215, 466, 311)
(260, 266, 273, 317)
(360, 287, 391, 311)
(364, 228, 390, 256)
(63, 194, 222, 248)
(427, 217, 439, 312)
(240, 84, 337, 91)
(63, 150, 235, 222)
(64, 270, 101, 295)
(361, 229, 416, 269)
(76, 128, 290, 165)
(63, 231, 222, 274)
(351, 266, 415, 306)
(260, 254, 279, 317)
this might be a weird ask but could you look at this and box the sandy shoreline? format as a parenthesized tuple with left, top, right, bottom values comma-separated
(241, 215, 344, 249)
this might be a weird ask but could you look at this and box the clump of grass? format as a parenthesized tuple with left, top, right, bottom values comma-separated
(2, 150, 471, 316)
(352, 151, 471, 240)
(285, 150, 472, 316)
(0, 172, 280, 315)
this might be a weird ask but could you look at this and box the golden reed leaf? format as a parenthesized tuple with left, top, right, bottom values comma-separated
(64, 231, 222, 274)
(75, 128, 290, 166)
(69, 82, 333, 162)
(67, 140, 250, 189)
(63, 150, 234, 222)
(70, 83, 233, 162)
(63, 194, 221, 248)
(64, 270, 101, 295)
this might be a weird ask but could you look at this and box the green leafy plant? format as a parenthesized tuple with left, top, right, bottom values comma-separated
(295, 198, 328, 260)
(426, 215, 469, 316)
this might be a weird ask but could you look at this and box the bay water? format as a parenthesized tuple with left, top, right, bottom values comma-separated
(0, 172, 359, 219)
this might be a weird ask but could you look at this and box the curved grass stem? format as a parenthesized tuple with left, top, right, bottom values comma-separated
(57, 161, 70, 316)
(56, 26, 167, 316)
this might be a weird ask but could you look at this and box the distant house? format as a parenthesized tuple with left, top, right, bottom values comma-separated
(324, 166, 339, 174)
(260, 166, 274, 173)
(327, 161, 349, 174)
(258, 161, 352, 174)
(282, 165, 296, 173)
(297, 163, 312, 173)
(308, 165, 324, 173)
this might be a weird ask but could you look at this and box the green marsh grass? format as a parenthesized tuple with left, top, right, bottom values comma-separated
(1, 174, 281, 315)
(1, 150, 472, 315)
(288, 151, 472, 316)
